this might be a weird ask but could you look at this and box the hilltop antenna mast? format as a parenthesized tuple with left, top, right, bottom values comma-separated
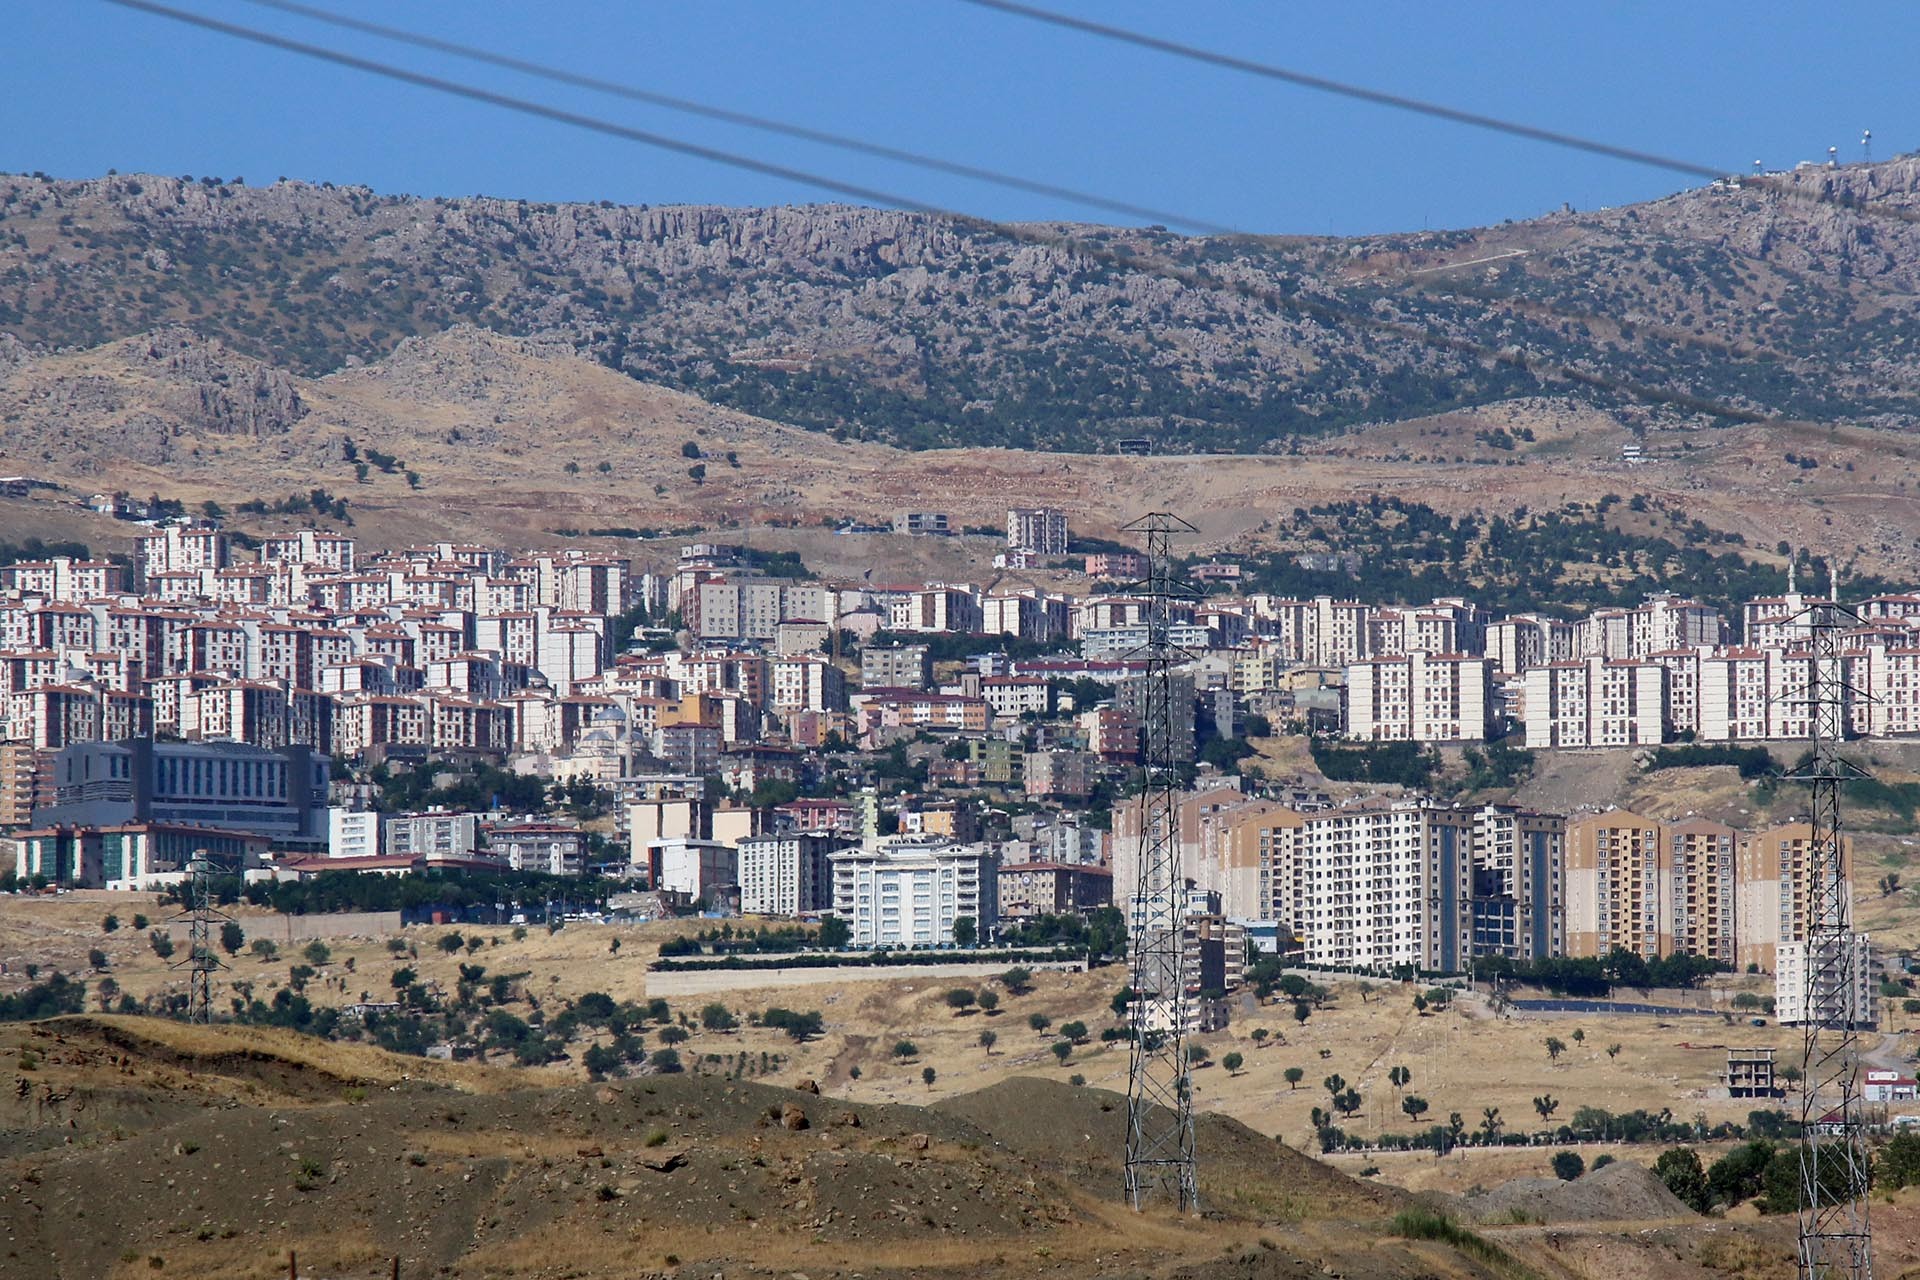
(1122, 511, 1199, 1212)
(1788, 589, 1874, 1280)
(169, 849, 230, 1024)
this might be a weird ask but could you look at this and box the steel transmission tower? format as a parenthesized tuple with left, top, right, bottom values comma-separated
(1790, 597, 1873, 1280)
(169, 850, 229, 1024)
(1122, 512, 1199, 1212)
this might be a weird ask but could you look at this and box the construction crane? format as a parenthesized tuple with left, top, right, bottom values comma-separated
(1121, 511, 1199, 1212)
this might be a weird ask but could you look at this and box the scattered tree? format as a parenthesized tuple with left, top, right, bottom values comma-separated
(1654, 1147, 1711, 1212)
(1533, 1095, 1559, 1123)
(87, 948, 109, 972)
(303, 941, 331, 966)
(250, 938, 278, 962)
(101, 914, 119, 933)
(978, 1029, 997, 1052)
(977, 989, 1000, 1013)
(1551, 1151, 1586, 1181)
(1544, 1036, 1567, 1062)
(1222, 1051, 1244, 1075)
(922, 1066, 937, 1087)
(219, 922, 245, 955)
(951, 916, 977, 947)
(149, 930, 174, 959)
(945, 988, 977, 1013)
(1002, 967, 1033, 994)
(1284, 1067, 1305, 1091)
(893, 1040, 919, 1059)
(1606, 1043, 1622, 1060)
(1401, 1095, 1430, 1123)
(1052, 1041, 1073, 1064)
(1027, 1012, 1051, 1034)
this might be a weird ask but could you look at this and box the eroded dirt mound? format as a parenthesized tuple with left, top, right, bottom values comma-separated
(932, 1075, 1405, 1220)
(1464, 1158, 1694, 1224)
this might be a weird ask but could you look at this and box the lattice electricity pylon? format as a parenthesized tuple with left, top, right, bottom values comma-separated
(167, 850, 230, 1024)
(1120, 511, 1200, 1213)
(1779, 597, 1875, 1280)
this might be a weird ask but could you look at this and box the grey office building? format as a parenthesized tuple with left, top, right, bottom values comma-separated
(33, 739, 329, 845)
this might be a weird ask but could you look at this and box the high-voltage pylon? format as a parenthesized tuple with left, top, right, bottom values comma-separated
(1787, 596, 1874, 1280)
(1121, 511, 1199, 1212)
(168, 850, 229, 1024)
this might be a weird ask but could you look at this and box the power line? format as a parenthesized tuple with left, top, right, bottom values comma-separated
(954, 0, 1724, 181)
(229, 0, 1238, 235)
(956, 0, 1920, 228)
(98, 0, 1826, 435)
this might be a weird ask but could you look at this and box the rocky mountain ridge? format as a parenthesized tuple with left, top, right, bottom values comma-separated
(3, 158, 1919, 452)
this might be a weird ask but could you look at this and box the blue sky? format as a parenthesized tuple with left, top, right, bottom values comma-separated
(5, 1, 1914, 236)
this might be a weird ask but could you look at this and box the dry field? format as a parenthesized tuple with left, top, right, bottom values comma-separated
(11, 893, 1910, 1173)
(9, 325, 1920, 583)
(9, 890, 1920, 1278)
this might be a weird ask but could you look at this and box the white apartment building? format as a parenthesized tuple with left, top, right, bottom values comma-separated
(1575, 595, 1723, 660)
(135, 526, 228, 585)
(327, 807, 381, 859)
(1486, 614, 1575, 676)
(386, 810, 480, 861)
(1345, 652, 1489, 742)
(655, 836, 737, 902)
(1292, 801, 1453, 972)
(1521, 656, 1666, 748)
(1006, 507, 1068, 556)
(737, 831, 844, 916)
(536, 623, 605, 696)
(259, 530, 356, 571)
(1776, 934, 1877, 1029)
(829, 837, 997, 948)
(770, 656, 846, 713)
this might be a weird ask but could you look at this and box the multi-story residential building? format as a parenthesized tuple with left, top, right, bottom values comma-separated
(737, 831, 845, 916)
(829, 836, 997, 947)
(1023, 749, 1096, 799)
(386, 810, 481, 862)
(980, 676, 1052, 719)
(895, 512, 951, 536)
(1775, 934, 1877, 1029)
(1735, 822, 1851, 973)
(1115, 671, 1195, 762)
(0, 743, 51, 831)
(1668, 818, 1739, 967)
(485, 820, 587, 877)
(1521, 657, 1667, 748)
(1006, 507, 1068, 556)
(1486, 614, 1576, 676)
(327, 807, 381, 859)
(897, 585, 982, 635)
(1469, 805, 1565, 963)
(259, 530, 356, 571)
(770, 656, 847, 714)
(997, 860, 1112, 918)
(1084, 552, 1147, 581)
(1575, 595, 1723, 660)
(860, 644, 932, 691)
(1344, 652, 1490, 742)
(1564, 810, 1666, 960)
(135, 526, 228, 586)
(965, 737, 1025, 786)
(982, 590, 1071, 643)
